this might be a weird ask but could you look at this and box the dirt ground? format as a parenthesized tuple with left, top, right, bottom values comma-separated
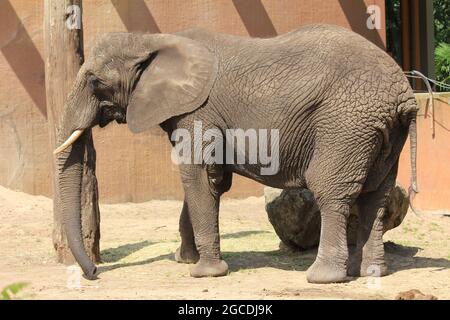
(1, 185, 449, 300)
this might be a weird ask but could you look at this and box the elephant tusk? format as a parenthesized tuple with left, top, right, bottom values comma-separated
(53, 129, 84, 155)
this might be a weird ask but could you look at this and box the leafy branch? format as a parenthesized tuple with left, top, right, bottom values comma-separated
(435, 42, 450, 85)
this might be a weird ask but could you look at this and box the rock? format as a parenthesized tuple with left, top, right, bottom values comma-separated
(265, 188, 321, 250)
(395, 289, 438, 300)
(384, 185, 410, 232)
(264, 184, 409, 250)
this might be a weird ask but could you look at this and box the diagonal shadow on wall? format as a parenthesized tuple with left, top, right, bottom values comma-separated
(111, 0, 160, 33)
(232, 0, 277, 38)
(338, 0, 385, 49)
(0, 1, 47, 118)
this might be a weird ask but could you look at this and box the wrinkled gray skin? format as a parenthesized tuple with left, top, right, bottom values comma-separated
(56, 24, 418, 283)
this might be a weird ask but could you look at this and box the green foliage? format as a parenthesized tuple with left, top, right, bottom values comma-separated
(435, 42, 450, 86)
(386, 0, 402, 65)
(434, 0, 450, 45)
(386, 0, 450, 84)
(1, 282, 28, 300)
(434, 0, 450, 91)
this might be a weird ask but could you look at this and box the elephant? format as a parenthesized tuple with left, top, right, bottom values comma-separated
(53, 24, 418, 284)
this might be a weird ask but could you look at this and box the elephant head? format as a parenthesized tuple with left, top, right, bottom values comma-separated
(54, 33, 217, 279)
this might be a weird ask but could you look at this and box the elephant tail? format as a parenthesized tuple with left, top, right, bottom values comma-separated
(399, 94, 419, 215)
(407, 115, 420, 216)
(408, 115, 418, 195)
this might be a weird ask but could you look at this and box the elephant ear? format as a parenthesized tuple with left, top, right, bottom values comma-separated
(126, 34, 218, 133)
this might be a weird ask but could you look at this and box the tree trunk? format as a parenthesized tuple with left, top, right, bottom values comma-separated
(44, 0, 101, 264)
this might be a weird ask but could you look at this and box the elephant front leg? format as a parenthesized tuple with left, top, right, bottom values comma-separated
(175, 201, 199, 264)
(180, 166, 228, 278)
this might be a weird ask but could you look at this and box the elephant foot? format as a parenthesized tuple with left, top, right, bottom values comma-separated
(175, 246, 200, 264)
(306, 259, 348, 284)
(190, 258, 229, 278)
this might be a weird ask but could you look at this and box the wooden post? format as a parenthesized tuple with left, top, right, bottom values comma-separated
(400, 0, 410, 71)
(411, 0, 422, 90)
(44, 0, 101, 264)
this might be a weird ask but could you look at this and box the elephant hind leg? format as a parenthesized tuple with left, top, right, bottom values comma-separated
(304, 142, 376, 283)
(348, 161, 398, 277)
(305, 199, 352, 283)
(304, 175, 363, 284)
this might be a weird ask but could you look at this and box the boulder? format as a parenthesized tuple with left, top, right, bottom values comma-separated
(264, 184, 409, 250)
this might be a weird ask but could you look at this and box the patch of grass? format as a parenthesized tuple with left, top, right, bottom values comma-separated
(401, 226, 411, 233)
(101, 240, 177, 263)
(1, 282, 28, 300)
(401, 224, 421, 236)
(222, 229, 314, 274)
(221, 230, 278, 253)
(429, 223, 442, 232)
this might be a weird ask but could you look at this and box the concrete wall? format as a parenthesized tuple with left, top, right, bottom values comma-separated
(397, 93, 450, 211)
(15, 1, 450, 209)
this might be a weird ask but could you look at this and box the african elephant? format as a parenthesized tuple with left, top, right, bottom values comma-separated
(54, 24, 418, 284)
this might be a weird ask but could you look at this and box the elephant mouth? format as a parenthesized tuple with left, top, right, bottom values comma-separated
(98, 101, 127, 128)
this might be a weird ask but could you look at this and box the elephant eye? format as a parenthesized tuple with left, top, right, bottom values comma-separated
(87, 74, 100, 91)
(87, 74, 112, 99)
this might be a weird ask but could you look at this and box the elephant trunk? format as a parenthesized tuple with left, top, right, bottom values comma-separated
(55, 135, 97, 279)
(54, 72, 100, 279)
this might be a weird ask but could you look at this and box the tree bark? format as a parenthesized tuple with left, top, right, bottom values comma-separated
(44, 0, 101, 264)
